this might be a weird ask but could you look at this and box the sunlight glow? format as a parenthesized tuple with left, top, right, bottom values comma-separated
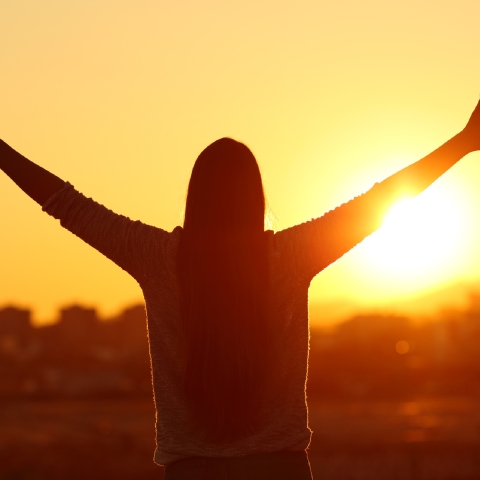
(362, 186, 466, 281)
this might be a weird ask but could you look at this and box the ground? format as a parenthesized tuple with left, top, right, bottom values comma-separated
(1, 397, 480, 479)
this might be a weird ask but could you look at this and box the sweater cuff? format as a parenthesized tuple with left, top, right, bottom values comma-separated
(42, 182, 75, 216)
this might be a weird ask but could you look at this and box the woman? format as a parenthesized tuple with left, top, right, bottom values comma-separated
(1, 100, 479, 479)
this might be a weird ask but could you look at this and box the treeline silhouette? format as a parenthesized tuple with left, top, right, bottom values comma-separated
(1, 295, 480, 399)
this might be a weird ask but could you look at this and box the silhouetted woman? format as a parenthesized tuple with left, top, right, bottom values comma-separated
(1, 100, 479, 479)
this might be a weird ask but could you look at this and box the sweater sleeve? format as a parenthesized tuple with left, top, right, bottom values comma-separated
(274, 183, 385, 282)
(42, 183, 169, 282)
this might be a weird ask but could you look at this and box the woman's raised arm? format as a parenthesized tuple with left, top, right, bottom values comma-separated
(0, 139, 66, 205)
(276, 99, 480, 281)
(372, 99, 480, 220)
(0, 138, 169, 282)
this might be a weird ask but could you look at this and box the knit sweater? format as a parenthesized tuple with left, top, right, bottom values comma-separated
(42, 182, 380, 465)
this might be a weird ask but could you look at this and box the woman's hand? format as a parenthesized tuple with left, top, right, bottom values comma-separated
(461, 99, 480, 152)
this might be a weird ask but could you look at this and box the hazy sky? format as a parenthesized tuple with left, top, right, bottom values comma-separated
(1, 0, 480, 324)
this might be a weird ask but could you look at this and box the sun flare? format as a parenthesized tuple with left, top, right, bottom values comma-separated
(361, 186, 466, 281)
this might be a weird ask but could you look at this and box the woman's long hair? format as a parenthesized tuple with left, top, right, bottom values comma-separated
(177, 138, 271, 442)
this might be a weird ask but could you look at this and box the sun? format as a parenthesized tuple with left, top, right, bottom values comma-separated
(360, 184, 466, 280)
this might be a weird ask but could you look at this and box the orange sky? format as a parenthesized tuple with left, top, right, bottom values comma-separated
(1, 0, 480, 324)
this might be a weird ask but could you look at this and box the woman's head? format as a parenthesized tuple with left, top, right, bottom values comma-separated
(183, 138, 265, 234)
(177, 138, 271, 442)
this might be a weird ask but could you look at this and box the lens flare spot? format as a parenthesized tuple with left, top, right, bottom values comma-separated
(395, 340, 409, 354)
